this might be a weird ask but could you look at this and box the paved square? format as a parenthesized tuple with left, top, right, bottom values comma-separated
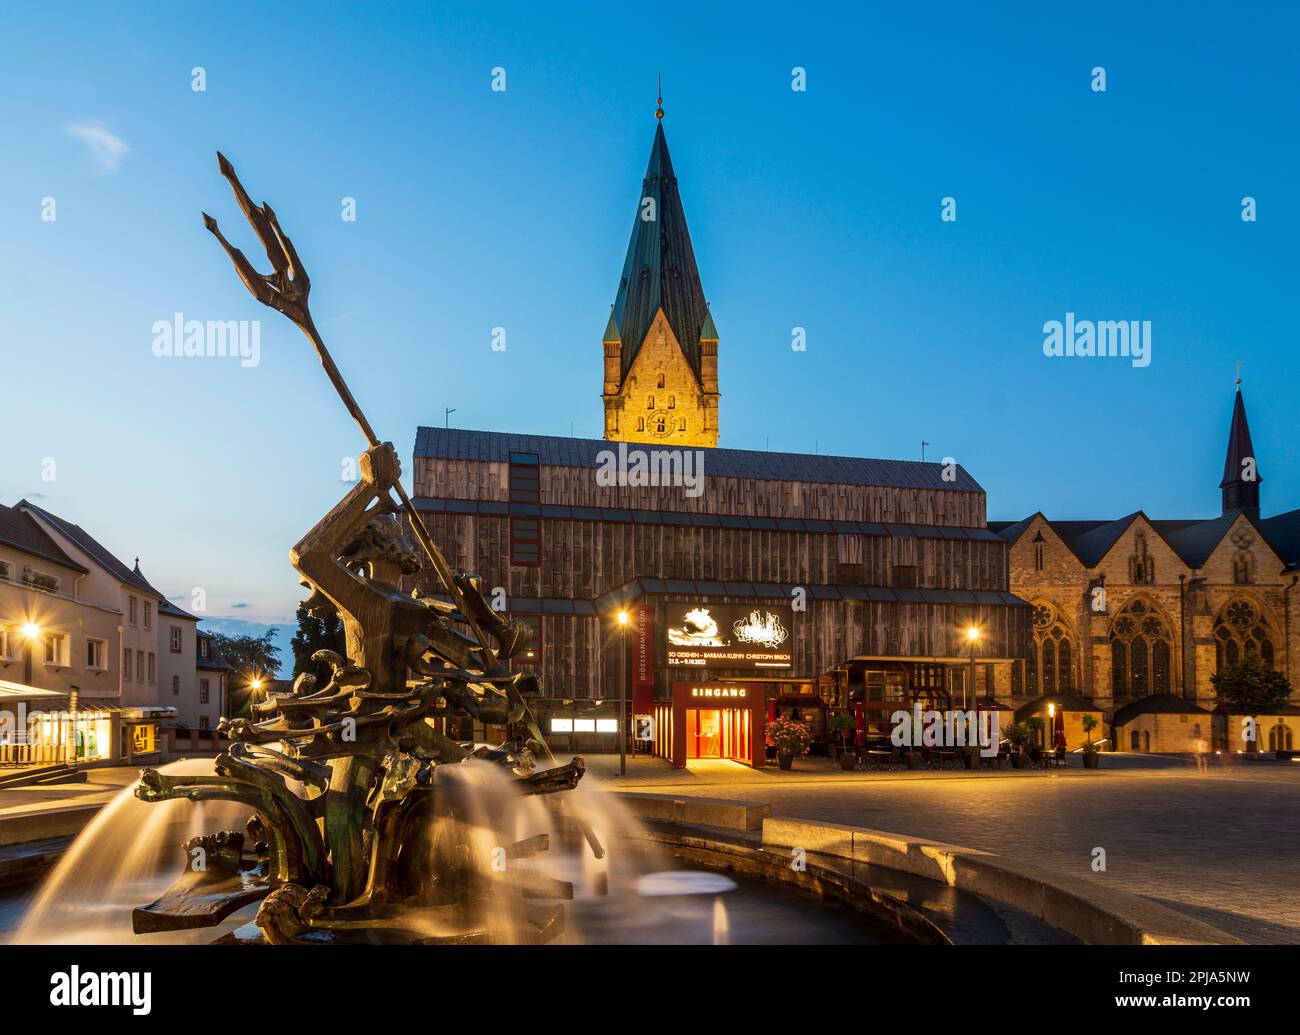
(575, 753, 1300, 944)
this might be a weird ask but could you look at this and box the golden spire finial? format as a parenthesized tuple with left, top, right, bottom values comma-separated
(656, 74, 664, 120)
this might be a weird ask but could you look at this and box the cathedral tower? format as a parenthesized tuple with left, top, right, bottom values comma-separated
(601, 102, 719, 447)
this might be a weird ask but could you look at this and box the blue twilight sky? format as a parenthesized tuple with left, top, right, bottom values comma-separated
(1, 1, 1297, 670)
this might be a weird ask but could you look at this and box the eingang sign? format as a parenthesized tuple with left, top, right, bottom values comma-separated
(664, 602, 793, 669)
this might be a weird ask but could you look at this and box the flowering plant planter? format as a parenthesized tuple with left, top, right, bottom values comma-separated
(766, 717, 813, 759)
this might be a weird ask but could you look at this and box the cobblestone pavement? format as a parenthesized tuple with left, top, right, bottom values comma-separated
(572, 753, 1300, 945)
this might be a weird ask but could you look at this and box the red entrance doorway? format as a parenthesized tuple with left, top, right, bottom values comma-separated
(685, 706, 752, 761)
(661, 682, 767, 769)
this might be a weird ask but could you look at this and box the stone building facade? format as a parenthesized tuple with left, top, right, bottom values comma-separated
(992, 385, 1300, 749)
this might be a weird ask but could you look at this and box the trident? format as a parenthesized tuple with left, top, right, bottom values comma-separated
(201, 152, 493, 661)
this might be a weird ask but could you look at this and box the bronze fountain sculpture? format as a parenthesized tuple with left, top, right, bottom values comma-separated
(133, 155, 594, 944)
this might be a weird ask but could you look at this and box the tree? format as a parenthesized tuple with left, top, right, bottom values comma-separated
(290, 606, 345, 690)
(210, 629, 281, 693)
(1212, 653, 1293, 715)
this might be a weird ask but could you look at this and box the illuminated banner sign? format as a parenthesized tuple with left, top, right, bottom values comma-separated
(632, 605, 655, 714)
(664, 603, 793, 669)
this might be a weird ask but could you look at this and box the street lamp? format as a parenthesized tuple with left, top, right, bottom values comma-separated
(616, 610, 629, 776)
(1047, 701, 1056, 753)
(20, 622, 41, 687)
(964, 625, 980, 711)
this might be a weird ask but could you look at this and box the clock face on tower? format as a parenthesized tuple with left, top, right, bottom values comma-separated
(648, 410, 674, 438)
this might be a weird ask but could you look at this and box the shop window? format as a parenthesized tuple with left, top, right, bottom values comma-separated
(131, 724, 156, 755)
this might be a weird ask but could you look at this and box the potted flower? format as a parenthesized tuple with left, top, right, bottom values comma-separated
(1081, 714, 1100, 769)
(1023, 716, 1045, 766)
(828, 714, 858, 770)
(766, 717, 812, 770)
(1005, 720, 1032, 768)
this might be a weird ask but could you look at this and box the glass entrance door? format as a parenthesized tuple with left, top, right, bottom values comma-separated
(688, 709, 722, 758)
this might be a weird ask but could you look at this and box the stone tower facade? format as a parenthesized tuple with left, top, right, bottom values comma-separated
(602, 118, 719, 448)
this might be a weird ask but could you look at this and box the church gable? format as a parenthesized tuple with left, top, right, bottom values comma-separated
(1198, 513, 1285, 585)
(1010, 515, 1087, 584)
(1092, 515, 1185, 586)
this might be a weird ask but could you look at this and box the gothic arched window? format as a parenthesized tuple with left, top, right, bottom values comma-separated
(1030, 601, 1075, 696)
(1109, 599, 1173, 701)
(1214, 599, 1276, 673)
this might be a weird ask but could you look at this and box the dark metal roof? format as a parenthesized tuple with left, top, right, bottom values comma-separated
(1112, 693, 1210, 725)
(1220, 387, 1261, 507)
(611, 122, 709, 380)
(414, 427, 985, 493)
(0, 503, 88, 573)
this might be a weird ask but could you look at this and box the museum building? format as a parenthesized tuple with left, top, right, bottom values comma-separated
(405, 110, 1033, 764)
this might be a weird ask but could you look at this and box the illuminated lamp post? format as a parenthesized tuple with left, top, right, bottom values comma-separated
(963, 625, 981, 768)
(20, 622, 41, 688)
(616, 609, 629, 776)
(964, 625, 980, 711)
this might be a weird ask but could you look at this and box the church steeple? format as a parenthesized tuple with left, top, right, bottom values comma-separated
(610, 120, 710, 381)
(601, 108, 719, 448)
(1220, 379, 1261, 517)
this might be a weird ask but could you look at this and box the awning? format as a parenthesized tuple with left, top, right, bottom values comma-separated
(0, 679, 67, 702)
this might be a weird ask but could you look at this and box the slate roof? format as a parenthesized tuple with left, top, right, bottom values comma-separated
(1261, 509, 1300, 572)
(1221, 386, 1261, 490)
(1112, 694, 1210, 725)
(22, 500, 157, 592)
(0, 503, 88, 573)
(415, 427, 985, 493)
(611, 122, 710, 380)
(992, 507, 1300, 572)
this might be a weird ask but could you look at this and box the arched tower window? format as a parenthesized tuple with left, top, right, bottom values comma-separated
(1214, 599, 1275, 672)
(1109, 599, 1173, 700)
(1030, 601, 1075, 695)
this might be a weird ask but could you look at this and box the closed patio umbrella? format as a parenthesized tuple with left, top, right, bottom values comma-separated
(1053, 706, 1067, 750)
